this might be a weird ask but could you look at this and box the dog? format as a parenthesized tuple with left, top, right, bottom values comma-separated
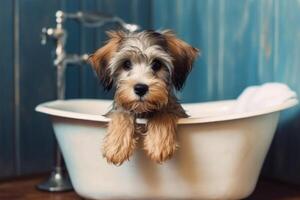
(89, 30, 198, 165)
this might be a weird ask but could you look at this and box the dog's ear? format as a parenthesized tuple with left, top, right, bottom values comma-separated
(162, 30, 199, 90)
(88, 31, 124, 90)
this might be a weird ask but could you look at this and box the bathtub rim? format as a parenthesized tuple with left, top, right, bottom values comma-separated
(35, 98, 298, 125)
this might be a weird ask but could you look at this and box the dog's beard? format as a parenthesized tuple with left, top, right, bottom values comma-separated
(114, 80, 169, 114)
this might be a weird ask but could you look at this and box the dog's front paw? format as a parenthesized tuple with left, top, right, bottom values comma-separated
(144, 134, 178, 163)
(103, 112, 137, 165)
(144, 114, 178, 163)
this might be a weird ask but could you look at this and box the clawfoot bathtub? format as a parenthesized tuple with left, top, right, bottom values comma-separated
(36, 99, 297, 200)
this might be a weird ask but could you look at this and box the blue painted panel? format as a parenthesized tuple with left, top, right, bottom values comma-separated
(80, 0, 99, 98)
(0, 0, 15, 178)
(62, 0, 82, 99)
(152, 0, 222, 102)
(218, 0, 260, 99)
(18, 0, 60, 174)
(152, 0, 300, 184)
(262, 0, 300, 184)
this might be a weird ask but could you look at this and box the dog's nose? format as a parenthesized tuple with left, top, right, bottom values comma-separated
(134, 83, 149, 97)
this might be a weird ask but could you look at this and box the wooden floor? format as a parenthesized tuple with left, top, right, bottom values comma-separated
(1, 175, 300, 200)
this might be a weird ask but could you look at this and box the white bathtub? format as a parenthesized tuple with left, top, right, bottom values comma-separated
(36, 99, 297, 200)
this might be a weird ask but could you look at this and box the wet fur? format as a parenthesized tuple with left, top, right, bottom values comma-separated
(89, 30, 198, 165)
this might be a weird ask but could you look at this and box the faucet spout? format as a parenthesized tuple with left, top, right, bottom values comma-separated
(64, 11, 140, 31)
(54, 54, 89, 66)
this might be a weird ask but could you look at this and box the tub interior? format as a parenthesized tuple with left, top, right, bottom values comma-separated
(36, 98, 297, 124)
(40, 99, 232, 118)
(51, 99, 114, 115)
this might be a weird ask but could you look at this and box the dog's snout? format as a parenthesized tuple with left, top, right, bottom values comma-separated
(134, 83, 149, 97)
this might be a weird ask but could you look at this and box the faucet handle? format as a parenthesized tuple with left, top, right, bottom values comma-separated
(81, 54, 89, 62)
(41, 27, 55, 45)
(41, 27, 48, 45)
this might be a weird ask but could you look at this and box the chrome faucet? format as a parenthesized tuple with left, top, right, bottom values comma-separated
(41, 11, 91, 66)
(41, 10, 140, 99)
(38, 10, 140, 192)
(41, 10, 89, 100)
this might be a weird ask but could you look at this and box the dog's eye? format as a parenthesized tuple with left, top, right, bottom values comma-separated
(151, 59, 162, 72)
(123, 60, 132, 71)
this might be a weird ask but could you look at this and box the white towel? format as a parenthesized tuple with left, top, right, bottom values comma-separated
(232, 83, 297, 113)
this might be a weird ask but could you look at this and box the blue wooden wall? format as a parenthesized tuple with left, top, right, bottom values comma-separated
(0, 0, 60, 178)
(1, 0, 300, 185)
(150, 0, 300, 184)
(0, 0, 150, 178)
(0, 0, 15, 179)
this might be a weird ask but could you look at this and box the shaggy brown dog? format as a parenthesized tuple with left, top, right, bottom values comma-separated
(89, 30, 198, 165)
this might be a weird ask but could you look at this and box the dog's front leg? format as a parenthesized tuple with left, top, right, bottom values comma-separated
(103, 111, 137, 165)
(144, 112, 178, 163)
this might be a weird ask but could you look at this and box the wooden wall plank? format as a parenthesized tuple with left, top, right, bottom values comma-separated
(18, 0, 60, 175)
(0, 0, 15, 178)
(151, 0, 300, 183)
(152, 0, 221, 102)
(263, 0, 300, 184)
(61, 0, 82, 99)
(256, 0, 275, 83)
(80, 0, 99, 98)
(220, 0, 261, 99)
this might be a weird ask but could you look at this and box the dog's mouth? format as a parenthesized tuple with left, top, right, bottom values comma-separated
(114, 82, 169, 113)
(135, 95, 149, 103)
(138, 97, 145, 102)
(123, 98, 167, 114)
